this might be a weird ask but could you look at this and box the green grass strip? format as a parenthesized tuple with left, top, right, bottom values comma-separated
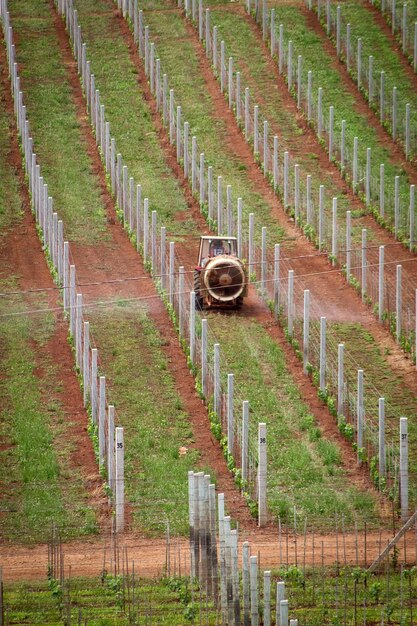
(8, 0, 108, 244)
(0, 283, 98, 542)
(208, 314, 379, 528)
(69, 0, 197, 237)
(88, 305, 213, 536)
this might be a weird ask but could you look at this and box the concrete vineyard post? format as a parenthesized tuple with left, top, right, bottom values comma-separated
(319, 184, 324, 250)
(395, 175, 400, 237)
(169, 241, 175, 305)
(227, 373, 234, 455)
(414, 23, 417, 71)
(276, 581, 286, 625)
(192, 136, 197, 193)
(75, 293, 83, 370)
(69, 264, 76, 336)
(216, 175, 223, 233)
(379, 397, 386, 482)
(198, 0, 203, 39)
(200, 153, 205, 206)
(396, 265, 402, 342)
(306, 175, 312, 225)
(189, 291, 195, 364)
(318, 87, 323, 137)
(400, 417, 408, 521)
(264, 571, 271, 626)
(287, 41, 293, 91)
(279, 24, 284, 74)
(205, 10, 211, 57)
(410, 185, 415, 250)
(336, 5, 341, 55)
(263, 120, 268, 174)
(99, 376, 106, 467)
(303, 289, 310, 374)
(220, 41, 225, 92)
(288, 269, 294, 336)
(160, 226, 166, 291)
(378, 245, 385, 321)
(353, 137, 358, 193)
(261, 227, 267, 295)
(402, 2, 407, 52)
(329, 105, 334, 160)
(179, 266, 185, 337)
(214, 343, 220, 416)
(108, 405, 115, 497)
(249, 213, 254, 279)
(237, 198, 243, 258)
(231, 530, 240, 624)
(357, 38, 362, 88)
(83, 321, 90, 407)
(176, 106, 181, 161)
(289, 621, 298, 626)
(218, 493, 226, 623)
(115, 427, 125, 532)
(213, 26, 217, 69)
(416, 290, 417, 371)
(326, 0, 330, 34)
(250, 555, 259, 626)
(143, 197, 149, 261)
(262, 0, 266, 39)
(346, 210, 351, 281)
(361, 229, 367, 301)
(357, 369, 364, 465)
(228, 57, 233, 109)
(392, 87, 397, 142)
(366, 148, 371, 206)
(169, 89, 175, 144)
(188, 473, 195, 578)
(405, 103, 411, 160)
(337, 343, 344, 420)
(254, 105, 259, 154)
(242, 542, 250, 626)
(380, 71, 385, 124)
(294, 164, 300, 220)
(283, 151, 289, 208)
(91, 348, 98, 424)
(163, 74, 168, 124)
(208, 166, 213, 220)
(320, 316, 326, 391)
(307, 71, 312, 121)
(236, 72, 241, 120)
(380, 163, 385, 217)
(368, 56, 373, 102)
(151, 211, 157, 273)
(271, 9, 275, 54)
(280, 600, 289, 626)
(245, 88, 250, 140)
(201, 319, 207, 397)
(274, 243, 280, 318)
(297, 55, 302, 109)
(258, 423, 267, 527)
(331, 197, 337, 264)
(341, 120, 346, 171)
(227, 185, 232, 236)
(242, 400, 249, 485)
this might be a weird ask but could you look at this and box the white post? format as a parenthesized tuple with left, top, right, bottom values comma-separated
(378, 398, 386, 482)
(169, 241, 175, 305)
(264, 571, 271, 626)
(288, 269, 294, 336)
(380, 163, 385, 218)
(331, 197, 337, 264)
(241, 400, 249, 485)
(250, 555, 259, 626)
(392, 86, 397, 141)
(283, 151, 289, 208)
(276, 581, 286, 626)
(214, 343, 220, 416)
(357, 369, 364, 464)
(337, 343, 344, 419)
(280, 599, 289, 626)
(320, 316, 326, 391)
(346, 210, 351, 281)
(303, 290, 310, 374)
(394, 175, 400, 238)
(99, 376, 106, 467)
(274, 243, 280, 317)
(108, 405, 115, 496)
(329, 105, 334, 160)
(319, 184, 324, 250)
(361, 228, 367, 301)
(227, 373, 234, 455)
(201, 319, 207, 397)
(396, 264, 402, 342)
(353, 137, 358, 193)
(115, 427, 125, 532)
(189, 291, 195, 363)
(242, 542, 250, 625)
(366, 148, 371, 206)
(248, 213, 254, 279)
(400, 417, 408, 521)
(410, 185, 415, 250)
(83, 321, 90, 407)
(91, 348, 98, 424)
(258, 422, 267, 527)
(75, 294, 83, 371)
(378, 245, 384, 321)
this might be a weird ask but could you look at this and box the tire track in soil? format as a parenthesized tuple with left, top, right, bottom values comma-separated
(47, 0, 255, 531)
(0, 36, 108, 530)
(300, 3, 417, 181)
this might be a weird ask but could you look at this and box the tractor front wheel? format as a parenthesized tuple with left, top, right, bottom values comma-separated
(193, 270, 204, 310)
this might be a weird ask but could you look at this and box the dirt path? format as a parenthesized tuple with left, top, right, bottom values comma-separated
(1, 525, 416, 581)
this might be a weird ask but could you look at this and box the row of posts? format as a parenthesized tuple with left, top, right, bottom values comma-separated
(305, 0, 416, 161)
(370, 0, 417, 73)
(188, 475, 297, 625)
(259, 15, 416, 245)
(1, 0, 126, 532)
